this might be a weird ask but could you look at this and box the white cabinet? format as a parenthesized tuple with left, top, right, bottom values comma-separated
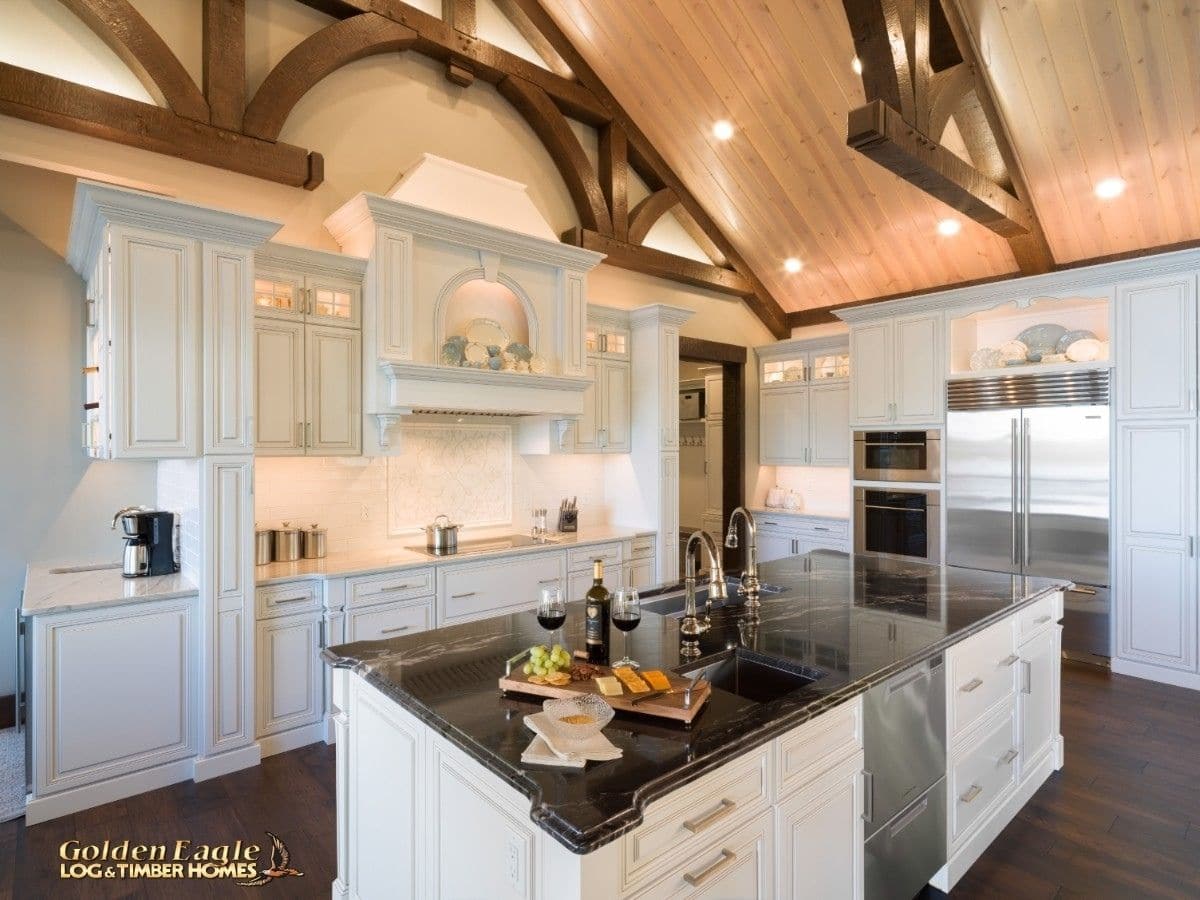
(1116, 275, 1197, 418)
(775, 755, 864, 900)
(1115, 421, 1197, 672)
(636, 809, 774, 899)
(1018, 625, 1060, 776)
(253, 319, 305, 453)
(346, 598, 433, 642)
(809, 382, 850, 465)
(256, 612, 324, 738)
(850, 314, 943, 426)
(254, 268, 362, 329)
(29, 596, 198, 803)
(438, 552, 564, 625)
(704, 417, 724, 516)
(759, 386, 810, 465)
(757, 338, 850, 467)
(572, 356, 631, 453)
(756, 514, 850, 562)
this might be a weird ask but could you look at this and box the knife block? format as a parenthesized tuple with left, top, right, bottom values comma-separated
(558, 507, 578, 533)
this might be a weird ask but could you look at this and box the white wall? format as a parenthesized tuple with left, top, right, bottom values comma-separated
(0, 211, 158, 696)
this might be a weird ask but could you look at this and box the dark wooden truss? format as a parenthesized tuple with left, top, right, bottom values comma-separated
(0, 0, 790, 337)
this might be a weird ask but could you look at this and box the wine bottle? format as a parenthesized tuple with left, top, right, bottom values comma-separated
(584, 559, 611, 664)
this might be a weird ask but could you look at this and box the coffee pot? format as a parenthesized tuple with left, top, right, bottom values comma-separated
(112, 507, 179, 578)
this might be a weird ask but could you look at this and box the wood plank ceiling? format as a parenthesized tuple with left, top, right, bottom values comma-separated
(540, 0, 1200, 314)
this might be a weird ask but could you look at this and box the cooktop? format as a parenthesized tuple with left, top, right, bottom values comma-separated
(404, 534, 559, 558)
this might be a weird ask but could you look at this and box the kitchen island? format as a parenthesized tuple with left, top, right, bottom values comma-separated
(323, 550, 1069, 898)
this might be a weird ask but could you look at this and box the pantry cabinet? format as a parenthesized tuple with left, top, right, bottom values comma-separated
(848, 313, 943, 427)
(1116, 275, 1197, 419)
(570, 311, 632, 453)
(756, 338, 850, 467)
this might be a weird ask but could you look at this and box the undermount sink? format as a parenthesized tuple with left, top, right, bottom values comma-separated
(641, 580, 788, 619)
(677, 648, 825, 704)
(46, 563, 122, 575)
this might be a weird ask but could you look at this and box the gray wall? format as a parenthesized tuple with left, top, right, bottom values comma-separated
(0, 212, 157, 697)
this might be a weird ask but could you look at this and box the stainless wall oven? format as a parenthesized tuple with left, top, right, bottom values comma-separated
(854, 487, 941, 563)
(854, 430, 941, 483)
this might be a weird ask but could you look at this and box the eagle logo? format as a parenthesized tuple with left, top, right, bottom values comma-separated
(237, 832, 304, 887)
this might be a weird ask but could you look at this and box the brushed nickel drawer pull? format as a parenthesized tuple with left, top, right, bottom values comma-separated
(960, 678, 984, 693)
(1002, 748, 1019, 765)
(682, 849, 737, 887)
(379, 584, 415, 592)
(682, 798, 737, 833)
(538, 578, 560, 585)
(380, 625, 412, 635)
(1034, 615, 1052, 625)
(960, 784, 983, 804)
(273, 595, 312, 605)
(1001, 654, 1020, 667)
(451, 592, 477, 599)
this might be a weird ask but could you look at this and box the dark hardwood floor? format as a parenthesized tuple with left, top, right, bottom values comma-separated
(1, 661, 1197, 898)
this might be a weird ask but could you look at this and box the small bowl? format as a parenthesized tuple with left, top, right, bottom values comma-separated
(541, 695, 614, 743)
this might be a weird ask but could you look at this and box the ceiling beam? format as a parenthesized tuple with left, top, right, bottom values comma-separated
(442, 0, 475, 36)
(58, 0, 209, 122)
(599, 122, 628, 240)
(627, 188, 678, 245)
(0, 62, 320, 188)
(563, 227, 754, 298)
(202, 0, 245, 131)
(491, 0, 573, 79)
(674, 208, 728, 268)
(242, 13, 416, 141)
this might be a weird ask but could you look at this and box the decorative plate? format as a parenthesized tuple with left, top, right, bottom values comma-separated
(440, 336, 467, 366)
(970, 347, 1003, 371)
(529, 355, 547, 375)
(505, 342, 533, 363)
(1055, 329, 1097, 354)
(464, 342, 489, 366)
(465, 318, 510, 348)
(1015, 323, 1067, 362)
(998, 339, 1029, 362)
(1066, 338, 1104, 362)
(782, 365, 804, 382)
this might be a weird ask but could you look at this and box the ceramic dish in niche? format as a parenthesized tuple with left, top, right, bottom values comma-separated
(998, 339, 1029, 363)
(440, 335, 467, 366)
(1015, 323, 1067, 362)
(463, 342, 489, 367)
(530, 355, 547, 375)
(970, 347, 1003, 371)
(464, 317, 510, 348)
(1066, 337, 1104, 362)
(1055, 329, 1098, 354)
(505, 341, 533, 363)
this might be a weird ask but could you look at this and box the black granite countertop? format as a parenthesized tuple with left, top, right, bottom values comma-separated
(322, 551, 1070, 854)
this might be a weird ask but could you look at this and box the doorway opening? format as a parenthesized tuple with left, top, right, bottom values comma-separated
(678, 338, 746, 578)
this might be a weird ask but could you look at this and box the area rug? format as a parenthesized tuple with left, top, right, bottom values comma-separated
(0, 726, 25, 823)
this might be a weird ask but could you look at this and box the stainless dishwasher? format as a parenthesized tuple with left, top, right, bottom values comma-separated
(863, 652, 947, 900)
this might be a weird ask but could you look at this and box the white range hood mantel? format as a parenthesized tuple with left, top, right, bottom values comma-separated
(323, 156, 606, 438)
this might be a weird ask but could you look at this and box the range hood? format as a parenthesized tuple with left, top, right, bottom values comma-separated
(324, 155, 605, 439)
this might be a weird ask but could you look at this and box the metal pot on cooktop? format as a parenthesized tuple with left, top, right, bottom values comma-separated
(425, 514, 459, 552)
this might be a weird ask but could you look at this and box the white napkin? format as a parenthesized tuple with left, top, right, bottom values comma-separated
(523, 713, 623, 764)
(521, 735, 585, 768)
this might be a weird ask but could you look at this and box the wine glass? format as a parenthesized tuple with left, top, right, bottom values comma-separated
(611, 588, 641, 668)
(536, 586, 566, 649)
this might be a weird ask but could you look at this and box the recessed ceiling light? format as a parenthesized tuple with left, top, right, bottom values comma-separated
(1094, 177, 1126, 199)
(712, 119, 735, 141)
(937, 218, 962, 236)
(783, 257, 803, 273)
(851, 57, 863, 75)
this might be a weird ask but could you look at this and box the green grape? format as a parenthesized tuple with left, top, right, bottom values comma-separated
(522, 662, 532, 675)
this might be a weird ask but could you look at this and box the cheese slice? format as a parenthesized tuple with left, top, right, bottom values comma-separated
(643, 670, 670, 691)
(594, 676, 623, 696)
(624, 677, 651, 693)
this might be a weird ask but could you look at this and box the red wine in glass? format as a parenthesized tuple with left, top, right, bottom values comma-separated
(537, 612, 566, 630)
(612, 615, 639, 632)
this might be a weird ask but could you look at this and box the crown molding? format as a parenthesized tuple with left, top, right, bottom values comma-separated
(755, 334, 849, 360)
(255, 241, 367, 281)
(627, 303, 695, 329)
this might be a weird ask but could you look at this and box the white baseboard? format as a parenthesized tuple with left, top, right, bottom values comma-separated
(930, 737, 1060, 892)
(25, 758, 195, 826)
(193, 743, 262, 782)
(324, 713, 337, 745)
(332, 878, 350, 900)
(259, 722, 325, 759)
(1111, 658, 1200, 691)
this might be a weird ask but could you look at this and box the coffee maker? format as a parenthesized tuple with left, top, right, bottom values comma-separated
(112, 507, 179, 578)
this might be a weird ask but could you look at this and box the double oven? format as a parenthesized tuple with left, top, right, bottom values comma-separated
(853, 430, 941, 564)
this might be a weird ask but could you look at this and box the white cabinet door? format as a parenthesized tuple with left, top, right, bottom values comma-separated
(567, 569, 594, 604)
(757, 526, 798, 563)
(602, 358, 631, 451)
(760, 386, 809, 465)
(1117, 276, 1197, 418)
(1019, 625, 1060, 776)
(1118, 543, 1196, 671)
(893, 313, 943, 424)
(809, 382, 850, 466)
(704, 417, 723, 515)
(438, 552, 564, 625)
(1119, 421, 1194, 542)
(628, 558, 656, 590)
(109, 225, 199, 457)
(256, 614, 323, 737)
(254, 318, 305, 454)
(775, 757, 864, 900)
(705, 372, 724, 419)
(306, 324, 361, 456)
(574, 357, 601, 451)
(203, 243, 254, 454)
(635, 810, 774, 900)
(306, 273, 362, 329)
(850, 322, 893, 425)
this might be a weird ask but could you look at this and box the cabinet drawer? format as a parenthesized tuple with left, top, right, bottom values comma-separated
(345, 597, 432, 643)
(438, 552, 563, 625)
(567, 541, 624, 572)
(631, 535, 656, 560)
(622, 745, 771, 890)
(776, 698, 862, 800)
(630, 808, 773, 899)
(256, 580, 321, 619)
(949, 704, 1019, 844)
(795, 519, 849, 540)
(1017, 591, 1062, 643)
(948, 618, 1018, 740)
(346, 568, 434, 608)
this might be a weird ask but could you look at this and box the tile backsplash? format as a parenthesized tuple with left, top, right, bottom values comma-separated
(769, 467, 851, 515)
(255, 422, 610, 555)
(156, 459, 201, 581)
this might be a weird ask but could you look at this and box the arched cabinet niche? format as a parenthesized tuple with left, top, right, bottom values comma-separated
(435, 272, 538, 366)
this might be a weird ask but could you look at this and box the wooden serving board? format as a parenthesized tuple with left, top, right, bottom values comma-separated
(498, 665, 710, 723)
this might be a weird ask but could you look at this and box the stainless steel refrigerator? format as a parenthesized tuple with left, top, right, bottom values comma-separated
(946, 370, 1110, 663)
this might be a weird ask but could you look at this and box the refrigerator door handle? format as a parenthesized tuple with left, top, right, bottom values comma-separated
(1011, 418, 1019, 565)
(1022, 418, 1032, 568)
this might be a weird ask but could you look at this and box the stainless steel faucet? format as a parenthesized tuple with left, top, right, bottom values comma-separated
(724, 506, 762, 610)
(680, 530, 727, 644)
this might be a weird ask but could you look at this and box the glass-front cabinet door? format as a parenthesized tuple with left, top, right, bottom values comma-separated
(254, 272, 305, 321)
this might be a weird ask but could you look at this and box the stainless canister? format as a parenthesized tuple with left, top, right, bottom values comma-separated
(273, 522, 301, 562)
(302, 523, 327, 559)
(255, 524, 274, 566)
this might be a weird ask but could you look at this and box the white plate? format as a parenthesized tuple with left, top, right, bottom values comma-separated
(998, 339, 1029, 362)
(464, 318, 509, 348)
(1066, 338, 1104, 362)
(970, 348, 1003, 371)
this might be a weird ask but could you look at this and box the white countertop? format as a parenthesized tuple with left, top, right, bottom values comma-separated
(22, 563, 199, 617)
(255, 525, 658, 585)
(750, 506, 849, 522)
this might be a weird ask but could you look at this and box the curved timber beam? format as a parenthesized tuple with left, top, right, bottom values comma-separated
(927, 62, 974, 142)
(58, 0, 209, 122)
(627, 188, 679, 245)
(498, 76, 612, 235)
(243, 13, 417, 141)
